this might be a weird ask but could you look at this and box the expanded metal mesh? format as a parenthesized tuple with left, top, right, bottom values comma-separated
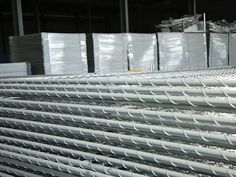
(0, 67, 236, 177)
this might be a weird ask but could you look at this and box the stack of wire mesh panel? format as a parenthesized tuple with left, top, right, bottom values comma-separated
(0, 67, 235, 176)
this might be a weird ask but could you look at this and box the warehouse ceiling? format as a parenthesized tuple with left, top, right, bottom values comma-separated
(0, 0, 236, 62)
(0, 0, 236, 34)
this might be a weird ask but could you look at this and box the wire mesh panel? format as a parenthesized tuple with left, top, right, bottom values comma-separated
(0, 67, 236, 177)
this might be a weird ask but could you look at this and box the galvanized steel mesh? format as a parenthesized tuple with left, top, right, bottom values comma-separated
(0, 67, 236, 176)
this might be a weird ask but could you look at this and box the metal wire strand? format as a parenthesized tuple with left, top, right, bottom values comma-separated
(1, 89, 236, 109)
(0, 135, 194, 177)
(0, 163, 42, 177)
(1, 116, 236, 149)
(0, 127, 235, 177)
(0, 157, 76, 177)
(1, 106, 235, 134)
(0, 149, 112, 177)
(0, 98, 235, 127)
(0, 143, 145, 177)
(0, 109, 235, 163)
(1, 83, 236, 98)
(1, 75, 236, 87)
(0, 171, 15, 177)
(3, 66, 235, 80)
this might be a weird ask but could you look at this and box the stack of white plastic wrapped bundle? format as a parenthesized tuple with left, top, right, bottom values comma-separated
(9, 33, 88, 75)
(0, 67, 235, 176)
(0, 62, 30, 77)
(158, 32, 207, 71)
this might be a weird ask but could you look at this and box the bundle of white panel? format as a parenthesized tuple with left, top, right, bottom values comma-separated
(0, 62, 30, 77)
(92, 33, 128, 74)
(10, 33, 88, 75)
(209, 33, 229, 67)
(158, 32, 207, 71)
(126, 33, 158, 72)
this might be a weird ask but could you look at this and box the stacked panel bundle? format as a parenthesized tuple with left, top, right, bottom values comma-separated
(10, 33, 88, 75)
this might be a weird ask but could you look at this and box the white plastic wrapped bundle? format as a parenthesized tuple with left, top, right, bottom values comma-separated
(127, 33, 158, 72)
(92, 33, 128, 74)
(229, 33, 236, 66)
(209, 33, 229, 67)
(158, 33, 185, 70)
(0, 62, 30, 77)
(41, 33, 88, 75)
(185, 33, 207, 69)
(158, 32, 207, 71)
(10, 33, 88, 75)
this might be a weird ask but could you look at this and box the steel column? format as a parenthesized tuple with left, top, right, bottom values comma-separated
(11, 0, 24, 36)
(120, 0, 129, 32)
